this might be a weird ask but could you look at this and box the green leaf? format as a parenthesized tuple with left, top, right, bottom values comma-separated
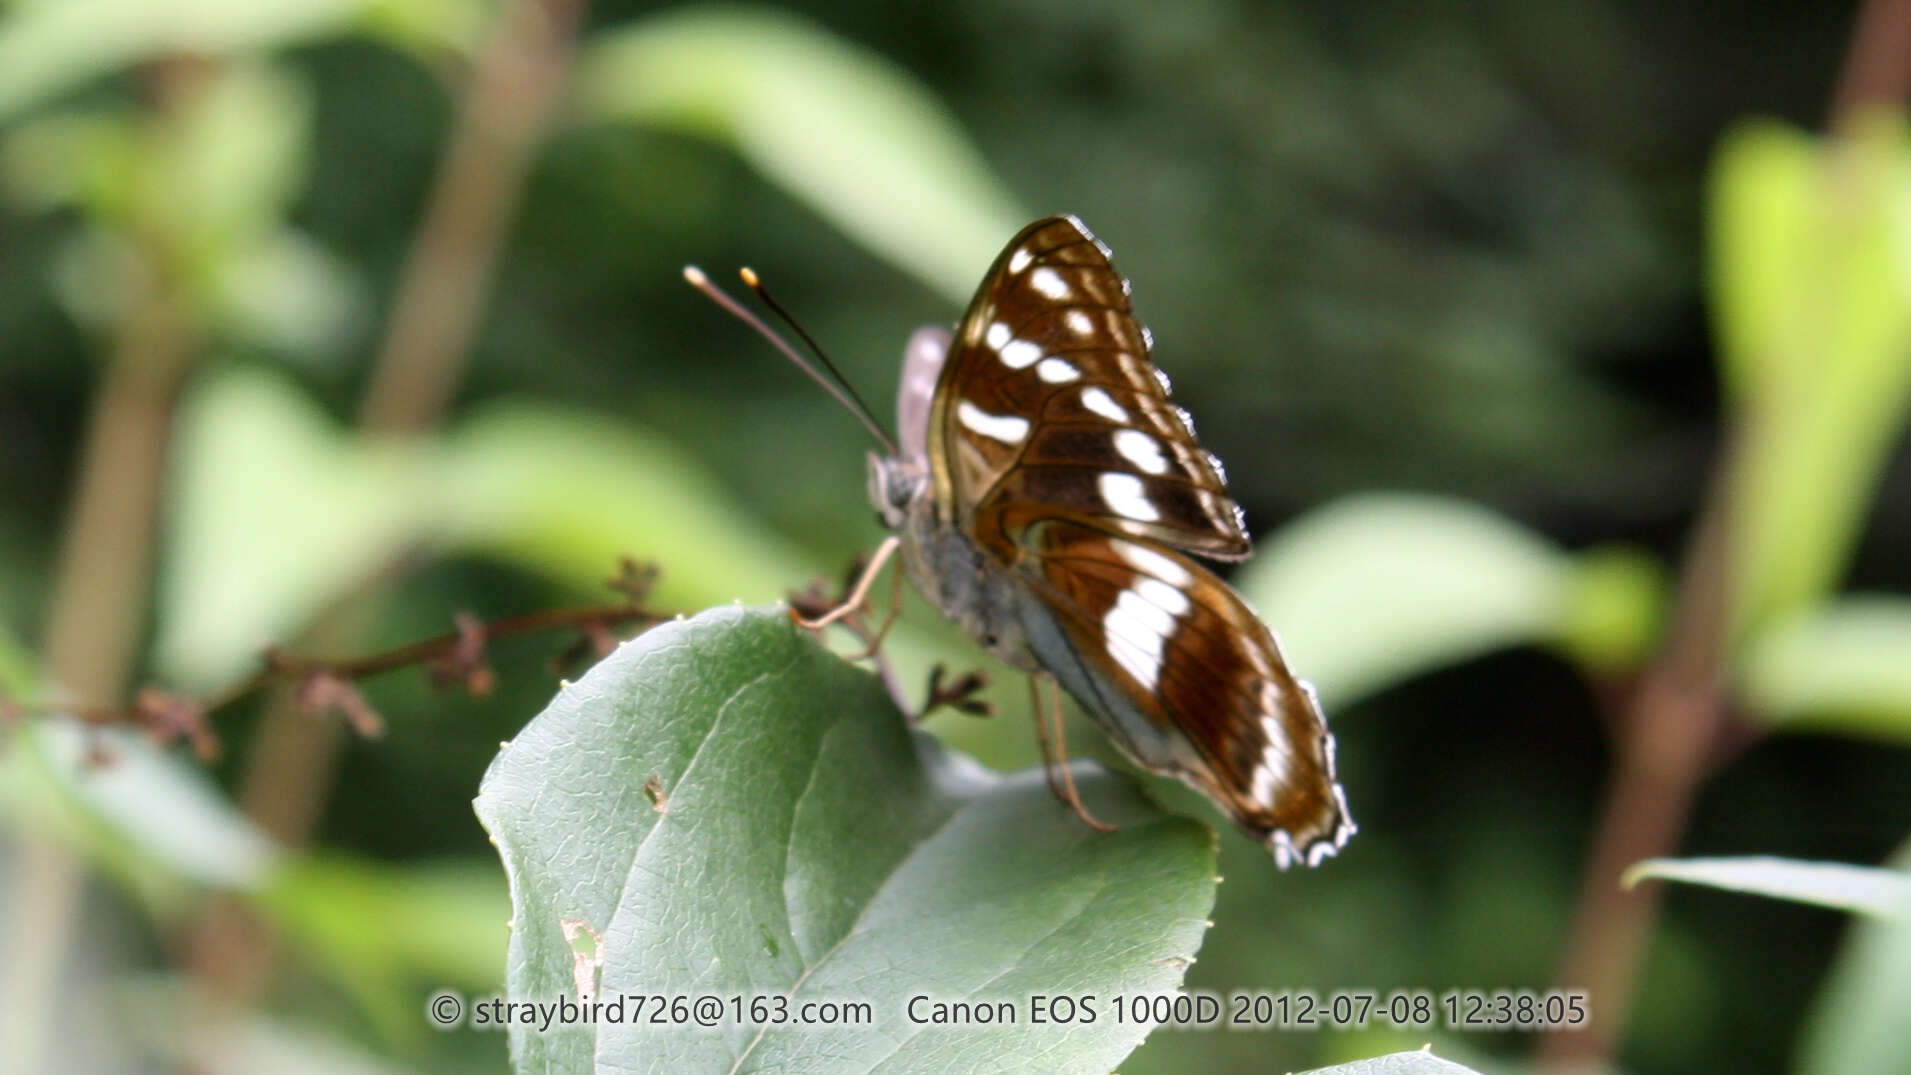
(151, 63, 313, 271)
(0, 619, 32, 694)
(1299, 1050, 1486, 1074)
(438, 401, 817, 610)
(156, 368, 433, 689)
(1708, 116, 1911, 637)
(1237, 493, 1663, 705)
(0, 627, 277, 915)
(0, 0, 363, 122)
(0, 720, 279, 914)
(0, 0, 479, 122)
(1738, 597, 1911, 743)
(157, 369, 823, 689)
(1796, 841, 1911, 1075)
(575, 8, 1026, 303)
(1709, 121, 1817, 401)
(1624, 856, 1911, 919)
(475, 605, 1215, 1074)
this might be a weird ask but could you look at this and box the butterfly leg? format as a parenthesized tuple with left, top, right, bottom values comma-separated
(919, 663, 993, 721)
(1028, 674, 1116, 833)
(794, 534, 901, 631)
(847, 547, 906, 660)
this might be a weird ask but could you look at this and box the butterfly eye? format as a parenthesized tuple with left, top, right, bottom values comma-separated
(866, 454, 916, 530)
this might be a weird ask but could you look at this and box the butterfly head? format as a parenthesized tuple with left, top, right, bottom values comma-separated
(867, 452, 914, 531)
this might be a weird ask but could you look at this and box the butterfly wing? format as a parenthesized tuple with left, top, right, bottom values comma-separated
(927, 216, 1252, 564)
(1013, 519, 1353, 866)
(904, 214, 1351, 865)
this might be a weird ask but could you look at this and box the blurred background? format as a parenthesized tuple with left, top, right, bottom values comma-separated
(2, 0, 1909, 1072)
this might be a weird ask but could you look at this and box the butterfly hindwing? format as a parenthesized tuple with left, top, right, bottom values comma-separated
(1013, 519, 1352, 865)
(928, 216, 1251, 564)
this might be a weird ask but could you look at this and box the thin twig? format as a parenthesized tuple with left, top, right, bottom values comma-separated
(9, 582, 668, 759)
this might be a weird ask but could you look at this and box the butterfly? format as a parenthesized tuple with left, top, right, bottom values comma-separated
(861, 216, 1353, 868)
(691, 215, 1353, 868)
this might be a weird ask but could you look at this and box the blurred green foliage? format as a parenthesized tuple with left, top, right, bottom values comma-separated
(0, 1, 1907, 1073)
(1710, 116, 1911, 640)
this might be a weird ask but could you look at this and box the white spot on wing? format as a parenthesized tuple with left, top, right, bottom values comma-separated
(1104, 611, 1163, 690)
(1114, 429, 1169, 475)
(1030, 267, 1070, 300)
(999, 338, 1042, 369)
(1251, 764, 1277, 810)
(1065, 309, 1094, 336)
(1008, 246, 1033, 274)
(1254, 714, 1292, 806)
(986, 321, 1011, 350)
(957, 401, 1029, 443)
(1115, 542, 1192, 587)
(1036, 357, 1079, 383)
(1081, 387, 1129, 422)
(1099, 472, 1160, 521)
(1102, 579, 1186, 691)
(1152, 366, 1171, 394)
(1136, 576, 1190, 616)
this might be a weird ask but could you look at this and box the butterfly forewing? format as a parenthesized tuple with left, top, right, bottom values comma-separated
(1017, 520, 1352, 865)
(929, 216, 1251, 563)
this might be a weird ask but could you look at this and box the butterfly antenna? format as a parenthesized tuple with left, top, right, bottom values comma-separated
(683, 265, 897, 456)
(739, 268, 896, 449)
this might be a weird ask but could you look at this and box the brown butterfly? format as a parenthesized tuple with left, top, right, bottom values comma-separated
(697, 216, 1353, 867)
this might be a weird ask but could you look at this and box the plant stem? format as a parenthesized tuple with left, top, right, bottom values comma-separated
(184, 0, 589, 1017)
(356, 0, 586, 433)
(2, 254, 198, 1073)
(236, 0, 584, 849)
(1541, 456, 1735, 1064)
(1830, 0, 1911, 132)
(1542, 0, 1911, 1062)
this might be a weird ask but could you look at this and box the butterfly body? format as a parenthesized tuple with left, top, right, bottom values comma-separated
(868, 216, 1354, 868)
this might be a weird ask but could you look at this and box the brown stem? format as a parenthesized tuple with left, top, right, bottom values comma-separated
(231, 0, 588, 843)
(1541, 430, 1738, 1065)
(1541, 0, 1911, 1055)
(2, 231, 199, 1071)
(1536, 0, 1911, 1061)
(356, 0, 586, 433)
(184, 0, 590, 1021)
(37, 300, 197, 704)
(1830, 0, 1911, 131)
(247, 0, 584, 822)
(17, 597, 664, 744)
